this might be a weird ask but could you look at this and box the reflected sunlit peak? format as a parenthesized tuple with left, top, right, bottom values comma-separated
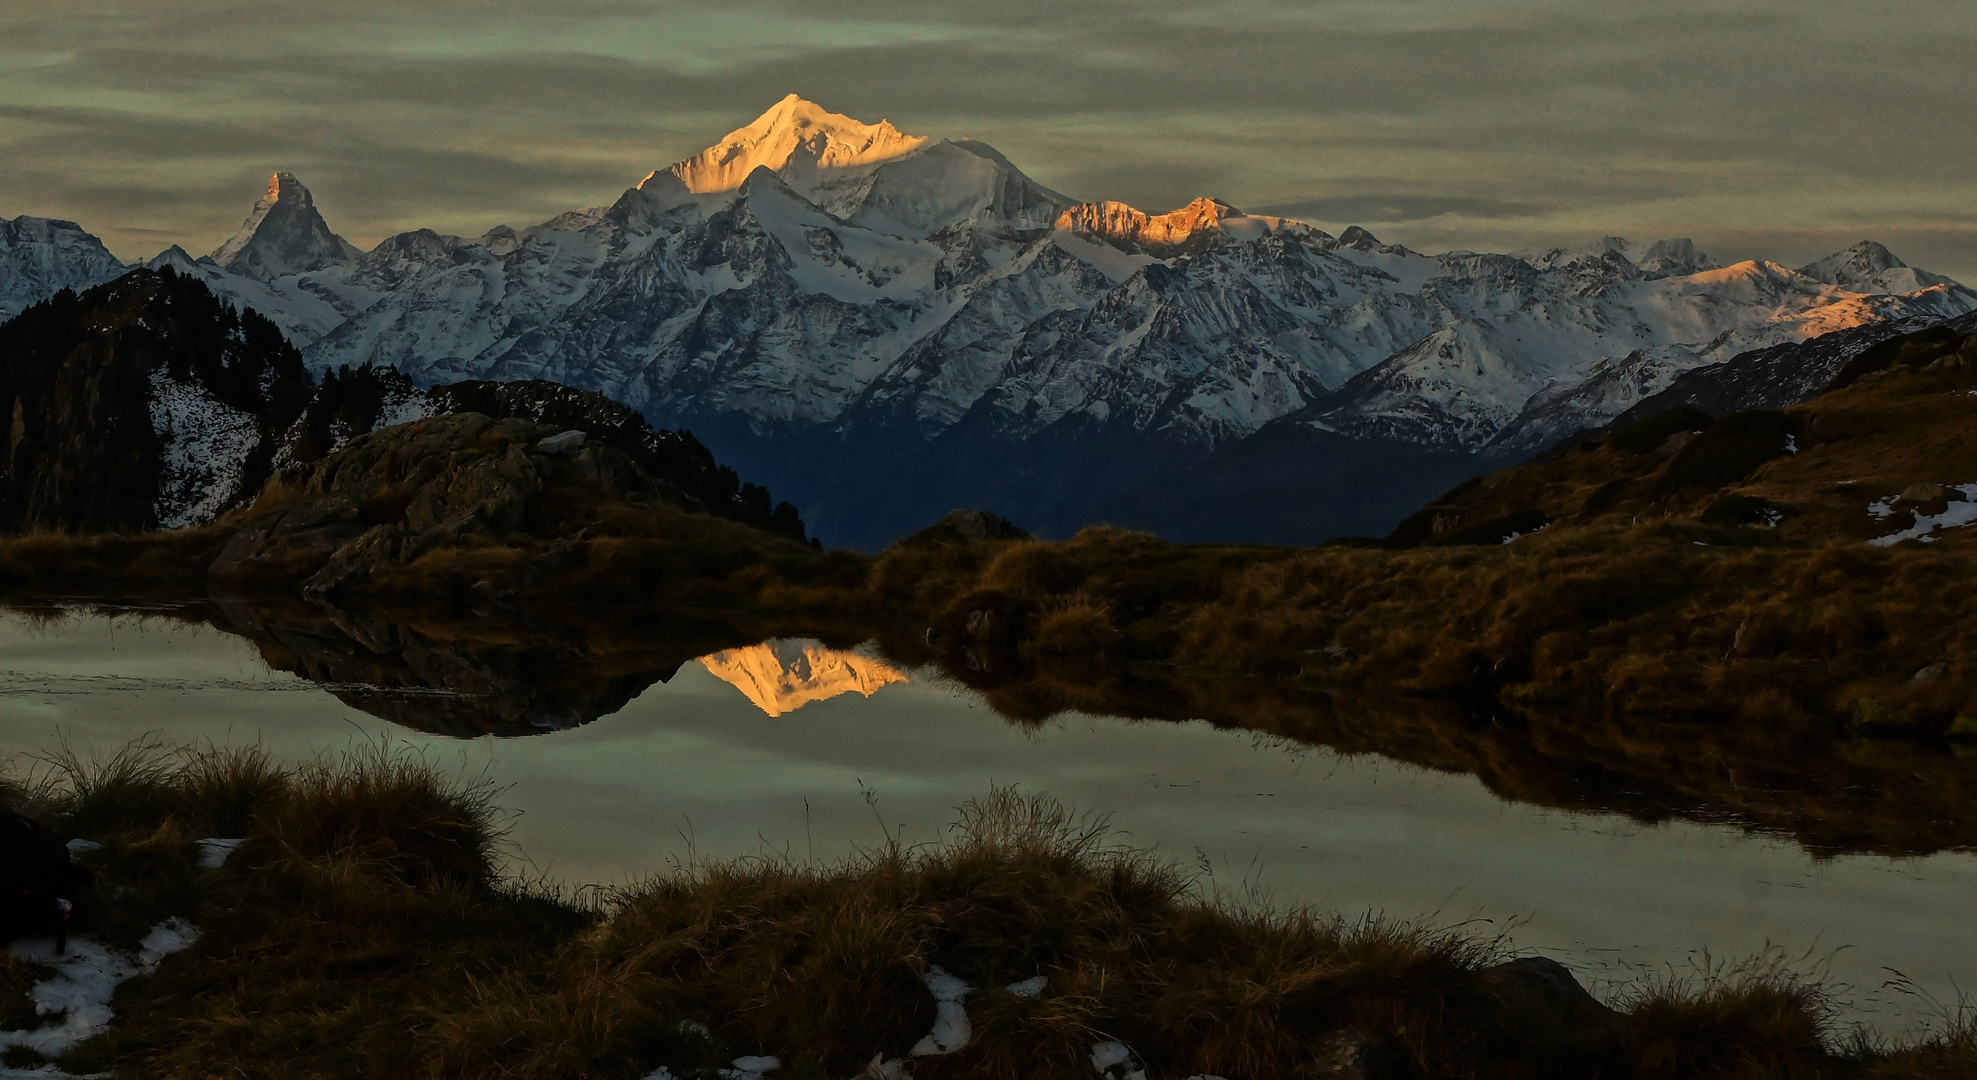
(698, 638, 908, 717)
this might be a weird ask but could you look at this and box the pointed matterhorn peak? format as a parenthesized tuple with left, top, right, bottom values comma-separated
(1055, 197, 1245, 258)
(665, 94, 929, 199)
(210, 171, 359, 281)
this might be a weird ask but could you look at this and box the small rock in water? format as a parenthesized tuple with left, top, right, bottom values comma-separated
(535, 429, 587, 454)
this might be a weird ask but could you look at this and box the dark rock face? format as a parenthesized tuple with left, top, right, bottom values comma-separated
(209, 411, 683, 593)
(0, 267, 311, 532)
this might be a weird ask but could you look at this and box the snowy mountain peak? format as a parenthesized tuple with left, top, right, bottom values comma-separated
(1635, 237, 1718, 276)
(1, 214, 128, 317)
(1055, 197, 1247, 258)
(666, 94, 929, 208)
(1798, 241, 1952, 295)
(210, 172, 359, 282)
(1337, 225, 1384, 251)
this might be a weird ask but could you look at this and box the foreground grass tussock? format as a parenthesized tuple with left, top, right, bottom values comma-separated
(0, 748, 1970, 1078)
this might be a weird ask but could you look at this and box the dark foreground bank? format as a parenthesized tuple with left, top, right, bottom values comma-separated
(0, 747, 1969, 1079)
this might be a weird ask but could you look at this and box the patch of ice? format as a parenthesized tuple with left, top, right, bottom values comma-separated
(641, 1069, 675, 1080)
(909, 965, 972, 1056)
(62, 840, 100, 855)
(194, 838, 244, 869)
(865, 1055, 912, 1079)
(1502, 523, 1549, 545)
(1867, 484, 1977, 546)
(1005, 975, 1048, 997)
(1785, 434, 1798, 455)
(148, 367, 260, 529)
(1, 918, 199, 1067)
(1090, 1039, 1147, 1080)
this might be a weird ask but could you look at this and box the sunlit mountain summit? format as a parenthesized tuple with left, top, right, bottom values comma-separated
(3, 94, 1974, 546)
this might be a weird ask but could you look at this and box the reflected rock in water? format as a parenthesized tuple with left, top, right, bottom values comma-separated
(203, 597, 765, 738)
(699, 639, 907, 717)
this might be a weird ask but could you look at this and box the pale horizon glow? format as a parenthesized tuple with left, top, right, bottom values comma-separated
(2, 1, 1973, 279)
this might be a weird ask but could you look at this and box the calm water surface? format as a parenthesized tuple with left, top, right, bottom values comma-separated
(2, 607, 1972, 1036)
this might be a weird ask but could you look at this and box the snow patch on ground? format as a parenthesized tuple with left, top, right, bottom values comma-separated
(0, 918, 199, 1073)
(1868, 484, 1977, 546)
(194, 838, 244, 868)
(148, 368, 260, 529)
(1006, 975, 1048, 997)
(721, 1055, 780, 1079)
(1090, 1039, 1147, 1079)
(909, 966, 972, 1056)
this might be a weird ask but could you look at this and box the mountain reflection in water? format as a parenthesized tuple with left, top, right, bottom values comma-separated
(699, 641, 907, 717)
(56, 597, 1977, 859)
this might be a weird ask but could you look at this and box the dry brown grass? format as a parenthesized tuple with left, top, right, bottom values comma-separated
(0, 748, 1968, 1077)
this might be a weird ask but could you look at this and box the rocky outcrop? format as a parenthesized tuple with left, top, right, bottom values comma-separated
(209, 411, 694, 593)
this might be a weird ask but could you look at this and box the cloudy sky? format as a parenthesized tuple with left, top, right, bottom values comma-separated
(3, 0, 1973, 278)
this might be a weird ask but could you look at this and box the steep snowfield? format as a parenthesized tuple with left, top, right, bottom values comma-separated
(149, 366, 262, 529)
(0, 215, 125, 318)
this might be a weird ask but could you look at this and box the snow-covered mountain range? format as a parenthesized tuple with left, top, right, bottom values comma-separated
(4, 94, 1973, 545)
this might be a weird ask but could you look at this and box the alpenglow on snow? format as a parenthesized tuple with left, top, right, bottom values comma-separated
(3, 94, 1973, 544)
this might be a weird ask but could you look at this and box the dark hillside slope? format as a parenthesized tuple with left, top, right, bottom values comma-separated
(1384, 315, 1977, 550)
(0, 267, 310, 531)
(0, 269, 812, 543)
(1602, 309, 1977, 431)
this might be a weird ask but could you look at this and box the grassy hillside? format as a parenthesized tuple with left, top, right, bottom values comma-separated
(6, 747, 1971, 1079)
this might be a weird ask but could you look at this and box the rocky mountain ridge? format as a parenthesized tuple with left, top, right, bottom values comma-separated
(3, 96, 1973, 545)
(0, 268, 810, 542)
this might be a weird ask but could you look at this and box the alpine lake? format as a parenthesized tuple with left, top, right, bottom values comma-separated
(3, 598, 1973, 1040)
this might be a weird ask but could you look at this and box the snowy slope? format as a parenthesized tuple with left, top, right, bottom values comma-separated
(7, 95, 1977, 544)
(0, 215, 125, 318)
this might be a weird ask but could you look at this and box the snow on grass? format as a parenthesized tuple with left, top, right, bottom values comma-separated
(148, 367, 260, 530)
(0, 918, 199, 1073)
(1090, 1039, 1146, 1080)
(194, 838, 244, 868)
(1006, 975, 1047, 997)
(1867, 484, 1977, 546)
(721, 1056, 780, 1079)
(908, 966, 972, 1056)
